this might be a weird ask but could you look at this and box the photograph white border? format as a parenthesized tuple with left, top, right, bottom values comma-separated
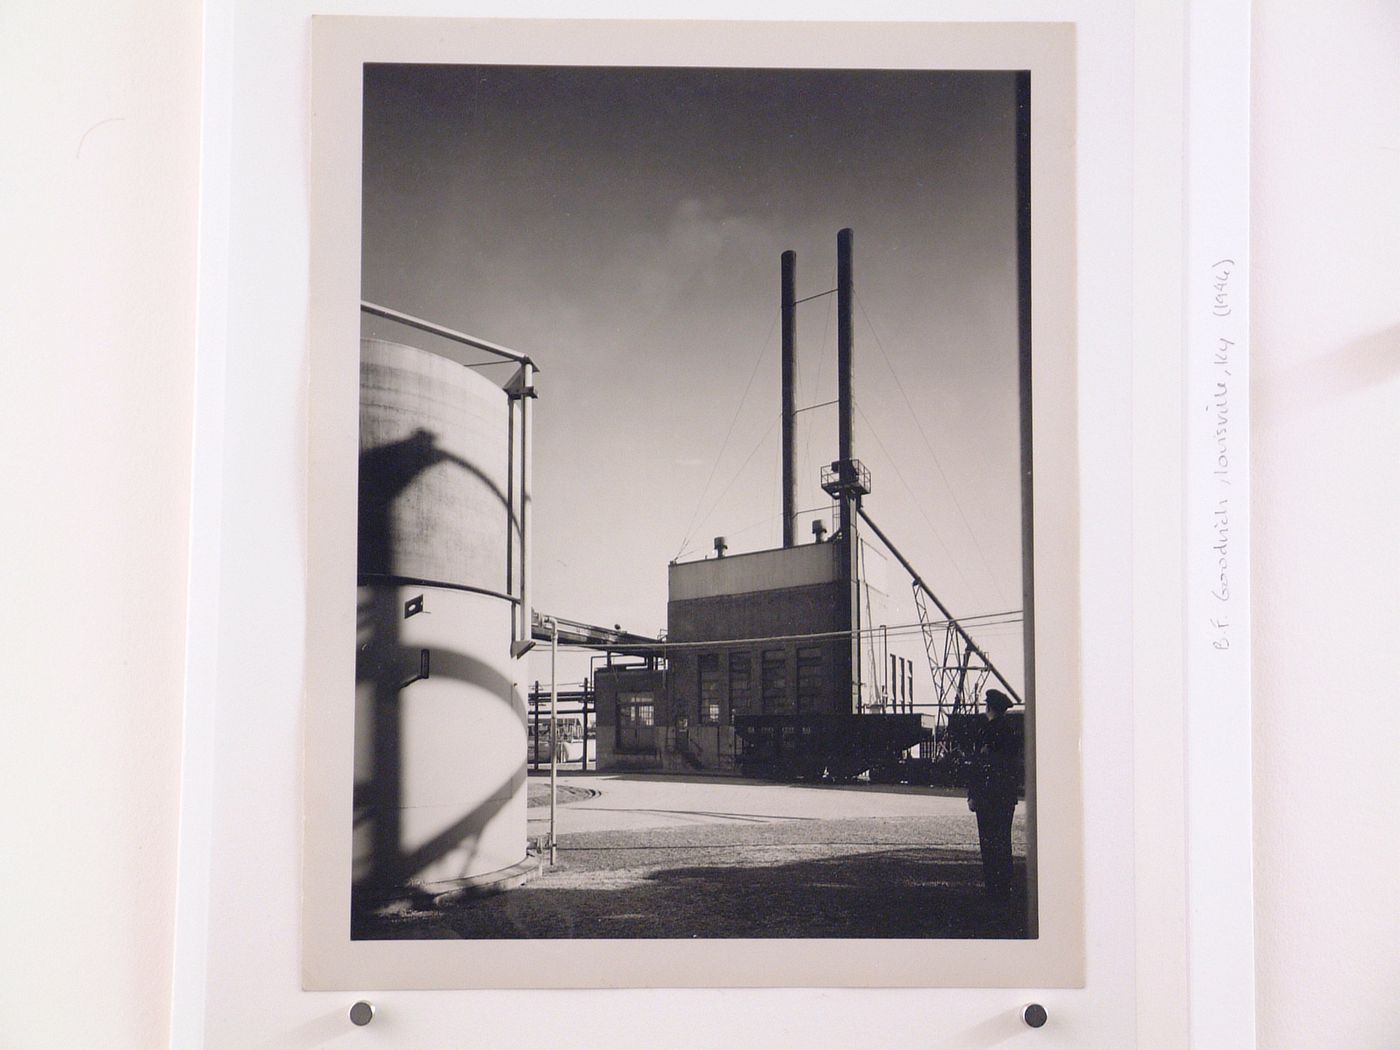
(170, 1, 1255, 1044)
(305, 17, 1081, 991)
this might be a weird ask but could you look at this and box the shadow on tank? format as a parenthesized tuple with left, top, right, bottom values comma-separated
(352, 427, 526, 914)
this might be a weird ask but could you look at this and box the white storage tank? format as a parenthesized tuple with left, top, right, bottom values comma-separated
(353, 337, 527, 899)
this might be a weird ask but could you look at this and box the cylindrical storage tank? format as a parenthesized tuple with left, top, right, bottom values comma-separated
(353, 337, 527, 899)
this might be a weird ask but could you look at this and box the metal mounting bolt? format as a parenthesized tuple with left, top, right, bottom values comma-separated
(349, 1000, 376, 1026)
(1022, 1003, 1048, 1028)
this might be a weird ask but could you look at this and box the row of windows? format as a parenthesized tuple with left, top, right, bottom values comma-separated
(695, 647, 824, 723)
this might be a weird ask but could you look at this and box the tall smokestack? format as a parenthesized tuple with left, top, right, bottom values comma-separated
(837, 228, 855, 466)
(836, 227, 861, 713)
(781, 250, 797, 547)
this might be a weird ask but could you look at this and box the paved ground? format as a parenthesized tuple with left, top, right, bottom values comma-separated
(526, 772, 1007, 836)
(357, 773, 1029, 940)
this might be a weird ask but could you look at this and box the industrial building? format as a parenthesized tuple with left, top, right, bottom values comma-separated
(584, 230, 1024, 783)
(594, 536, 924, 778)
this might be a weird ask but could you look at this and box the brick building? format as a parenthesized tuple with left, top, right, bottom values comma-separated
(594, 538, 930, 778)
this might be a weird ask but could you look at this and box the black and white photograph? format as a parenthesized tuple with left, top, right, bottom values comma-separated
(26, 0, 1400, 1044)
(349, 59, 1039, 944)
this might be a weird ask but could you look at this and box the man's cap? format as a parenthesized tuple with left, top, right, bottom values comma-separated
(984, 689, 1014, 713)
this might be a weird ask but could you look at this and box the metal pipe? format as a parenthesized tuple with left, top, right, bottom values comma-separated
(516, 362, 534, 653)
(581, 690, 590, 772)
(550, 617, 558, 865)
(532, 681, 541, 771)
(881, 625, 889, 708)
(505, 395, 515, 608)
(360, 301, 534, 366)
(781, 250, 797, 548)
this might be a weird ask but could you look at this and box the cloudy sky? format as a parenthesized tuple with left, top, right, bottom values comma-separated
(361, 63, 1027, 696)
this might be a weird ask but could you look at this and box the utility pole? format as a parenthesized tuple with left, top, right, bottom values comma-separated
(781, 250, 798, 548)
(549, 616, 558, 865)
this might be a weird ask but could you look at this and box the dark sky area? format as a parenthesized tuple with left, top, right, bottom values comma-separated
(361, 63, 1026, 694)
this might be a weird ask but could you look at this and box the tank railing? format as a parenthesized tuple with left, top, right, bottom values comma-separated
(360, 301, 536, 367)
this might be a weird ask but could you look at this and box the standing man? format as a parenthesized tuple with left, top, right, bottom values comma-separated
(966, 688, 1022, 899)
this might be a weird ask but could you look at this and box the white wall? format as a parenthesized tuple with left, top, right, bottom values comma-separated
(1250, 2, 1400, 1047)
(4, 1, 1397, 1047)
(0, 2, 200, 1048)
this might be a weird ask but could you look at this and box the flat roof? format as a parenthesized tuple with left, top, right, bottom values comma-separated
(669, 543, 838, 602)
(669, 539, 887, 601)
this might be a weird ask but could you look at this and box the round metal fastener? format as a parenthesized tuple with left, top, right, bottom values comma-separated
(1022, 1003, 1048, 1028)
(349, 1000, 376, 1027)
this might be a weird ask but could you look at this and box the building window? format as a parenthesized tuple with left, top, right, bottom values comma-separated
(698, 654, 722, 724)
(796, 646, 822, 712)
(761, 649, 789, 712)
(728, 652, 752, 722)
(618, 692, 655, 751)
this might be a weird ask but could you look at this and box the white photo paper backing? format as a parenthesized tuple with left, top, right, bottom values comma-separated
(304, 17, 1082, 991)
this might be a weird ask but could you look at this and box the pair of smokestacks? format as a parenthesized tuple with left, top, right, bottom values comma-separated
(710, 227, 857, 563)
(782, 227, 857, 549)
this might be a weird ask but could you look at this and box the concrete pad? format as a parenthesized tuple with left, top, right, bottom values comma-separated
(527, 772, 1023, 836)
